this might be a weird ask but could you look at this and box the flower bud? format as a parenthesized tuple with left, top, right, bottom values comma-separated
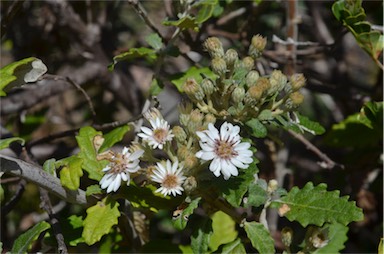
(231, 86, 245, 104)
(190, 109, 204, 124)
(281, 227, 293, 247)
(246, 70, 260, 87)
(267, 179, 278, 193)
(183, 176, 197, 193)
(249, 34, 267, 58)
(144, 107, 163, 121)
(211, 57, 227, 77)
(183, 78, 205, 101)
(242, 56, 255, 71)
(268, 70, 287, 95)
(246, 85, 264, 103)
(224, 48, 238, 68)
(179, 114, 190, 127)
(177, 145, 189, 160)
(172, 126, 187, 143)
(290, 73, 306, 90)
(184, 155, 198, 169)
(289, 91, 304, 106)
(256, 77, 271, 91)
(203, 37, 224, 58)
(201, 78, 215, 96)
(204, 114, 216, 125)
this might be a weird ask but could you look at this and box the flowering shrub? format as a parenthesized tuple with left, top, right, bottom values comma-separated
(1, 0, 382, 253)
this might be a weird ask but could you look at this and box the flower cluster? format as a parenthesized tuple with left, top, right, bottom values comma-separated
(97, 35, 306, 199)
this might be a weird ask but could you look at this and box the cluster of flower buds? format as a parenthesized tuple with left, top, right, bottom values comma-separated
(182, 35, 306, 124)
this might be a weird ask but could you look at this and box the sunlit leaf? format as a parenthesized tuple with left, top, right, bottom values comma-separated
(11, 221, 51, 254)
(99, 125, 130, 153)
(218, 238, 246, 254)
(57, 155, 83, 190)
(170, 67, 217, 92)
(85, 184, 103, 196)
(42, 158, 56, 177)
(76, 126, 105, 181)
(271, 182, 364, 227)
(82, 199, 120, 245)
(109, 47, 156, 70)
(209, 211, 237, 252)
(0, 137, 25, 150)
(244, 221, 275, 254)
(163, 15, 198, 30)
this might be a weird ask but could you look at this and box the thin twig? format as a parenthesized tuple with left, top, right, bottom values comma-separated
(1, 179, 26, 215)
(287, 130, 343, 170)
(127, 0, 167, 43)
(272, 35, 319, 46)
(217, 7, 246, 26)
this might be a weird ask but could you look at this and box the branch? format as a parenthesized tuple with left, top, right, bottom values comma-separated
(287, 130, 343, 170)
(0, 154, 90, 205)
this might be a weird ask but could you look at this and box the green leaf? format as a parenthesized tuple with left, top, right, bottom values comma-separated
(313, 223, 348, 254)
(149, 78, 164, 96)
(82, 199, 120, 245)
(245, 181, 268, 208)
(109, 47, 156, 70)
(69, 215, 84, 229)
(195, 0, 217, 24)
(170, 67, 217, 92)
(11, 221, 51, 254)
(85, 184, 103, 196)
(294, 113, 325, 135)
(57, 155, 83, 190)
(244, 221, 275, 254)
(179, 244, 193, 254)
(258, 109, 273, 121)
(379, 238, 383, 254)
(163, 15, 198, 30)
(76, 126, 105, 181)
(99, 125, 130, 152)
(246, 118, 267, 138)
(0, 137, 25, 150)
(42, 158, 56, 176)
(0, 57, 47, 96)
(271, 182, 364, 227)
(145, 33, 163, 50)
(216, 162, 259, 207)
(191, 217, 213, 254)
(209, 211, 237, 252)
(218, 238, 246, 254)
(173, 197, 201, 230)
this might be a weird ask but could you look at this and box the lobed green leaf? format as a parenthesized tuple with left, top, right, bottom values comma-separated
(171, 67, 217, 92)
(244, 221, 275, 254)
(82, 199, 120, 245)
(218, 238, 246, 254)
(209, 211, 237, 252)
(190, 217, 213, 254)
(246, 118, 267, 138)
(173, 197, 201, 230)
(145, 33, 163, 51)
(271, 182, 364, 227)
(163, 15, 198, 30)
(109, 47, 156, 70)
(57, 155, 83, 190)
(99, 125, 130, 153)
(313, 223, 349, 254)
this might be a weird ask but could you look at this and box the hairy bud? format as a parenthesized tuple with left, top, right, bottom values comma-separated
(249, 34, 267, 58)
(232, 86, 246, 104)
(224, 48, 238, 68)
(183, 176, 198, 193)
(172, 126, 187, 143)
(246, 70, 260, 87)
(211, 57, 227, 77)
(290, 73, 306, 91)
(203, 37, 224, 58)
(281, 227, 293, 247)
(183, 78, 205, 101)
(289, 91, 304, 106)
(268, 70, 287, 95)
(201, 78, 215, 96)
(242, 56, 255, 71)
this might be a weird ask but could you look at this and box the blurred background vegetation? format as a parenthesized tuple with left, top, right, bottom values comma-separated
(1, 0, 382, 253)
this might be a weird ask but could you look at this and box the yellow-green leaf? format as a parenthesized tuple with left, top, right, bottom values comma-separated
(209, 211, 237, 252)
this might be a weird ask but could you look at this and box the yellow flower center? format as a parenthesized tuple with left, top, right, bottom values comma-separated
(153, 128, 168, 143)
(162, 174, 178, 189)
(215, 140, 237, 160)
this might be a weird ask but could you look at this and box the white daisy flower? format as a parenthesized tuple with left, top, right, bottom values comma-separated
(151, 160, 186, 196)
(196, 122, 253, 180)
(138, 117, 174, 149)
(99, 147, 144, 193)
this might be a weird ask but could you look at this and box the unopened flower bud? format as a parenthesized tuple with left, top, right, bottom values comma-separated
(257, 77, 271, 91)
(204, 114, 216, 125)
(246, 85, 264, 103)
(267, 179, 278, 193)
(246, 70, 260, 87)
(172, 126, 187, 143)
(211, 57, 227, 77)
(184, 155, 198, 169)
(281, 227, 293, 247)
(231, 86, 245, 104)
(177, 145, 189, 160)
(201, 78, 215, 96)
(249, 34, 267, 58)
(289, 91, 304, 106)
(242, 56, 255, 71)
(203, 37, 224, 58)
(179, 114, 190, 127)
(268, 70, 287, 95)
(290, 73, 306, 90)
(183, 176, 197, 193)
(144, 107, 163, 121)
(225, 48, 238, 68)
(183, 78, 205, 101)
(190, 109, 204, 124)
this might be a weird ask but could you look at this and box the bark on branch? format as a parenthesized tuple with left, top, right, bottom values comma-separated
(0, 154, 90, 205)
